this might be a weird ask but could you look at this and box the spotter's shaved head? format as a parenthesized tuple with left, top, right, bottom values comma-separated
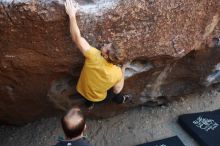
(61, 107, 85, 139)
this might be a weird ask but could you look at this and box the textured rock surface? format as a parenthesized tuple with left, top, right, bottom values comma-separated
(0, 0, 220, 124)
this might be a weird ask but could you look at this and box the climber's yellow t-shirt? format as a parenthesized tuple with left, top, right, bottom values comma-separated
(76, 47, 122, 102)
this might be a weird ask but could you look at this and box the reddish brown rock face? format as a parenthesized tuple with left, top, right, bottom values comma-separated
(0, 0, 220, 124)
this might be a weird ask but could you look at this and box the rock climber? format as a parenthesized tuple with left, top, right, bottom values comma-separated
(65, 0, 131, 109)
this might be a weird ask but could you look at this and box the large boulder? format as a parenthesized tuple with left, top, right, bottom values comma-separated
(0, 0, 220, 124)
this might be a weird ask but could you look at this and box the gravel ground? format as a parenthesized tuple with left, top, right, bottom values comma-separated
(0, 87, 219, 146)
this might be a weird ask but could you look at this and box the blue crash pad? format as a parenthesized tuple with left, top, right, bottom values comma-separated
(178, 109, 220, 146)
(136, 136, 185, 146)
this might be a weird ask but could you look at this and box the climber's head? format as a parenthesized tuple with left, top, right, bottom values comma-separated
(101, 42, 125, 65)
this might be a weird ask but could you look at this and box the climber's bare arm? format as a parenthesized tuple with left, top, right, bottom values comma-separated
(113, 66, 126, 94)
(65, 0, 90, 55)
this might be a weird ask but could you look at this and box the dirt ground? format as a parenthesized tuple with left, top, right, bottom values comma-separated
(0, 87, 220, 146)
